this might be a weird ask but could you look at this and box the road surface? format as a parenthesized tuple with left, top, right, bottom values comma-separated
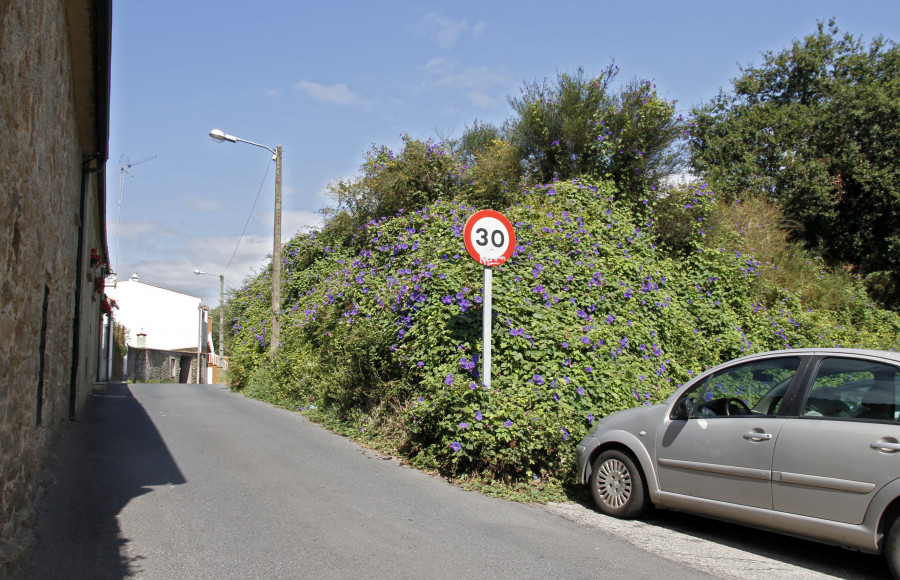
(25, 383, 889, 579)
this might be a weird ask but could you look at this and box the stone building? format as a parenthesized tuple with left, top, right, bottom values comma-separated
(105, 275, 212, 384)
(0, 0, 112, 574)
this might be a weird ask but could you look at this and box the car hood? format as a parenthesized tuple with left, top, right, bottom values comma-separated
(586, 403, 667, 438)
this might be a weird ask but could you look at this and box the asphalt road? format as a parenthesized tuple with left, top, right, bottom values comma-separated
(24, 383, 891, 579)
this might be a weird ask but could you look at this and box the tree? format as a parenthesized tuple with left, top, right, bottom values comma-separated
(323, 135, 460, 240)
(507, 65, 687, 197)
(690, 20, 900, 305)
(455, 120, 523, 209)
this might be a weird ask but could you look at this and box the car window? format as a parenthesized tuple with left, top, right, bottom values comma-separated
(803, 358, 900, 421)
(678, 357, 801, 418)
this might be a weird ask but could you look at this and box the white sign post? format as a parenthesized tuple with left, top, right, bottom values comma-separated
(463, 210, 516, 388)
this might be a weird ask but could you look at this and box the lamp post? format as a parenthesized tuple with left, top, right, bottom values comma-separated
(209, 129, 282, 357)
(194, 269, 225, 360)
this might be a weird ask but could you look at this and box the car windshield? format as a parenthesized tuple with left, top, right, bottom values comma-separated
(679, 357, 802, 418)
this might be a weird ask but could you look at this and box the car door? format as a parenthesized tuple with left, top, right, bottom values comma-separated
(772, 355, 900, 524)
(656, 356, 804, 509)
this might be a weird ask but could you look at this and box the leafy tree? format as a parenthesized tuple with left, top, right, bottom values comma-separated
(454, 121, 523, 209)
(323, 135, 460, 241)
(690, 20, 900, 305)
(455, 120, 504, 163)
(507, 65, 687, 195)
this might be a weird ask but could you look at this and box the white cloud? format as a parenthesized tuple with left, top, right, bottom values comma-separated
(417, 58, 511, 109)
(418, 13, 486, 49)
(295, 81, 364, 105)
(183, 198, 224, 211)
(281, 209, 323, 238)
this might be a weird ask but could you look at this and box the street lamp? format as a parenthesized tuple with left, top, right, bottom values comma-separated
(209, 128, 282, 357)
(194, 269, 225, 361)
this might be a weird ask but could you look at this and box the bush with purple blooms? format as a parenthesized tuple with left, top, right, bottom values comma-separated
(227, 176, 900, 490)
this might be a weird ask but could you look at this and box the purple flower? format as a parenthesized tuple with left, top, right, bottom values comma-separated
(577, 386, 584, 396)
(459, 422, 468, 430)
(504, 420, 513, 428)
(444, 374, 454, 386)
(450, 441, 461, 452)
(585, 366, 593, 373)
(417, 361, 424, 368)
(606, 314, 615, 324)
(533, 374, 544, 385)
(624, 288, 632, 299)
(475, 411, 483, 421)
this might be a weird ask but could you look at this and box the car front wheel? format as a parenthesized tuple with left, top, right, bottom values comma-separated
(589, 449, 650, 519)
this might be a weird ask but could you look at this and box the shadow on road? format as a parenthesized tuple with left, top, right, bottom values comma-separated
(26, 383, 186, 580)
(564, 490, 891, 579)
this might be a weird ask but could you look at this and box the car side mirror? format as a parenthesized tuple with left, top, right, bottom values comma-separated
(671, 397, 693, 421)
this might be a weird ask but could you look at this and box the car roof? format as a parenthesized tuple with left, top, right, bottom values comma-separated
(700, 348, 900, 377)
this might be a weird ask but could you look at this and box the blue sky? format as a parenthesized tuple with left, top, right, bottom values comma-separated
(106, 0, 900, 306)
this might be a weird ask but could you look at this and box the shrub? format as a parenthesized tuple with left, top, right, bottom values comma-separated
(228, 178, 900, 488)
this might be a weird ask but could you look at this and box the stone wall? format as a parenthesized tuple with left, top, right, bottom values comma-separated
(0, 0, 109, 573)
(126, 347, 199, 384)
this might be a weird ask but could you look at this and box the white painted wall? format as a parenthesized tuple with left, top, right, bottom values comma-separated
(105, 277, 203, 351)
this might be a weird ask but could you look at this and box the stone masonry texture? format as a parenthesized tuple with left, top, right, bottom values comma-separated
(0, 0, 108, 575)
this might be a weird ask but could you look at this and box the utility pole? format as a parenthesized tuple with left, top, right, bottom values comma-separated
(208, 129, 282, 358)
(271, 145, 282, 357)
(218, 274, 225, 360)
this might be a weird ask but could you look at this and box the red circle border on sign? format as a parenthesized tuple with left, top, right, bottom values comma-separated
(463, 210, 517, 267)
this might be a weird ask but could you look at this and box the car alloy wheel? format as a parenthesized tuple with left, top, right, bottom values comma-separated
(590, 449, 649, 519)
(597, 457, 632, 508)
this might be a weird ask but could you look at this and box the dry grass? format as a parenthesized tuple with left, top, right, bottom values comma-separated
(706, 197, 862, 310)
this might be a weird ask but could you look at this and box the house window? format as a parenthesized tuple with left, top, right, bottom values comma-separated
(169, 357, 177, 379)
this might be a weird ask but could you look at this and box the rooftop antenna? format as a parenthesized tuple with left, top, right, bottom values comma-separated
(114, 154, 156, 281)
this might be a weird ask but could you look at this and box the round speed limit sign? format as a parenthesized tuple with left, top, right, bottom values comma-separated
(463, 210, 516, 267)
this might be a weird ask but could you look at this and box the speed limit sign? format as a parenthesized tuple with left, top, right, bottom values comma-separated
(463, 210, 516, 267)
(463, 210, 515, 388)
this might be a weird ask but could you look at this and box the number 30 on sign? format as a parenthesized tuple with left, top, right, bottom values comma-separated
(463, 210, 516, 267)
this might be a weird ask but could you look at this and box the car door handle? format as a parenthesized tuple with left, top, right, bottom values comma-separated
(743, 432, 773, 441)
(870, 442, 900, 452)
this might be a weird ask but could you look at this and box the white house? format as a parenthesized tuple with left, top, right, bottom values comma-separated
(105, 273, 207, 351)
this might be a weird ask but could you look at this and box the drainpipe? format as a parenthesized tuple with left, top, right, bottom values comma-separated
(69, 159, 95, 419)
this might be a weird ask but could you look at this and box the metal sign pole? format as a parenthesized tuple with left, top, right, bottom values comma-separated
(483, 265, 492, 388)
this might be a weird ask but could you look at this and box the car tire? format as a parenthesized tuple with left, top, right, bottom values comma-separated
(589, 449, 650, 519)
(885, 515, 900, 579)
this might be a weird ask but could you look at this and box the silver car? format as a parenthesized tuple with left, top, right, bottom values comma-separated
(577, 348, 900, 577)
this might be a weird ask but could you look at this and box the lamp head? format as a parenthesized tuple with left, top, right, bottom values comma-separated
(209, 129, 236, 143)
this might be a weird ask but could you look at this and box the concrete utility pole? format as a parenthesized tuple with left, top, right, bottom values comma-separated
(218, 273, 225, 360)
(272, 145, 282, 357)
(194, 270, 227, 361)
(209, 129, 283, 358)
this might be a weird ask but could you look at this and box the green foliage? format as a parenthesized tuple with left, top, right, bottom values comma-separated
(323, 135, 461, 241)
(456, 120, 504, 163)
(458, 138, 523, 210)
(113, 321, 130, 358)
(228, 178, 900, 491)
(507, 66, 688, 191)
(690, 19, 900, 306)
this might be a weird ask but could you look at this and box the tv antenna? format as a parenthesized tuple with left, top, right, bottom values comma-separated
(114, 154, 156, 280)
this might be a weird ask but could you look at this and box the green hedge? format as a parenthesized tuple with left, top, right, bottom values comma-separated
(227, 178, 900, 485)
